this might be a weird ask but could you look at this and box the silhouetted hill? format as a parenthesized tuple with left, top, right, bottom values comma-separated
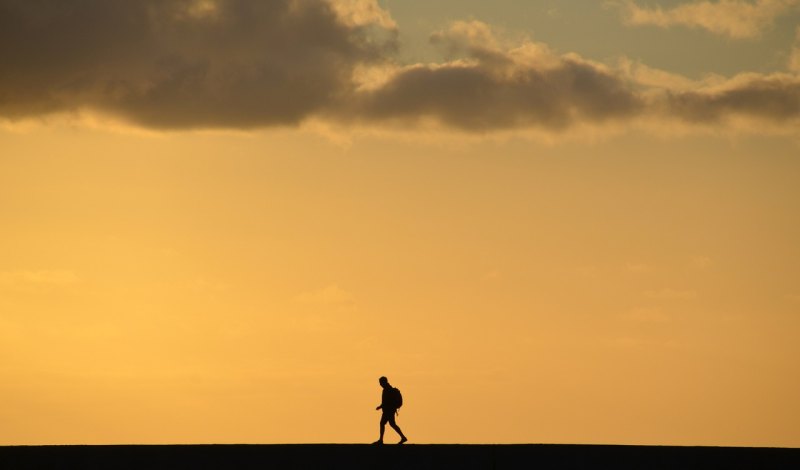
(2, 444, 798, 469)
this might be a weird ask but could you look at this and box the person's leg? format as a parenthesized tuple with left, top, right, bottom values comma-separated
(387, 413, 407, 443)
(374, 414, 388, 444)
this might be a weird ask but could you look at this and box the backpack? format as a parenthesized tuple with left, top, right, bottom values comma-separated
(389, 387, 403, 409)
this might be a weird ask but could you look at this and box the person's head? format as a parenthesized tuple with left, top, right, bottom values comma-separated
(379, 376, 389, 388)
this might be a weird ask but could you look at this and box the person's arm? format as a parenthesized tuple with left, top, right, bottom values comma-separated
(377, 389, 386, 409)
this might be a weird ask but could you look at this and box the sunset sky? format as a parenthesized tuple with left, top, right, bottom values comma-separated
(1, 0, 799, 447)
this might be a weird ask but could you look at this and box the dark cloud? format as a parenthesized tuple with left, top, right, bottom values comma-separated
(0, 0, 392, 128)
(340, 21, 644, 130)
(349, 57, 645, 131)
(0, 2, 798, 133)
(665, 75, 800, 124)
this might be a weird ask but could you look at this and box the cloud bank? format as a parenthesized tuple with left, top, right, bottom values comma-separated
(612, 0, 800, 39)
(0, 0, 394, 128)
(345, 21, 645, 131)
(1, 0, 799, 135)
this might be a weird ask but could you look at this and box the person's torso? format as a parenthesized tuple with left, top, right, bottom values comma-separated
(382, 388, 395, 410)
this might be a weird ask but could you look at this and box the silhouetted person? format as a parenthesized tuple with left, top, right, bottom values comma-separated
(373, 376, 407, 444)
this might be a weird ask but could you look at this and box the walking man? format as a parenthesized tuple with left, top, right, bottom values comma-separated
(373, 376, 408, 444)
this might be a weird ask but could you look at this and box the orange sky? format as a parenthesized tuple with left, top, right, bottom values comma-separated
(1, 0, 800, 446)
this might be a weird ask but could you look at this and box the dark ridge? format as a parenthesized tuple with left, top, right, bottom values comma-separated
(1, 444, 798, 469)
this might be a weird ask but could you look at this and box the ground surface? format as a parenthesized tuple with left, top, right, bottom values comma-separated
(2, 443, 798, 469)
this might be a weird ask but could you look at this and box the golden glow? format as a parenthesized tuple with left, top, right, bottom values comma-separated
(1, 126, 799, 446)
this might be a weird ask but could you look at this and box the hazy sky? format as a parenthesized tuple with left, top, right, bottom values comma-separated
(1, 0, 799, 446)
